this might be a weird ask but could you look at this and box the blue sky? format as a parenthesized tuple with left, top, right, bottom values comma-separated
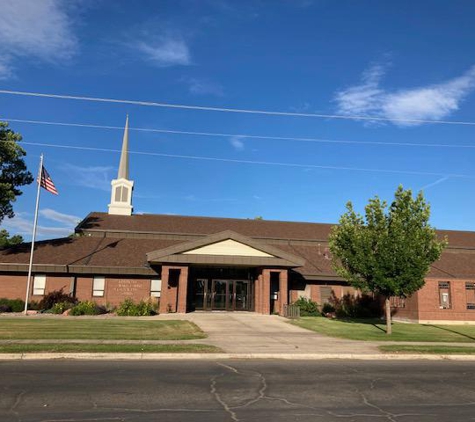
(0, 0, 474, 239)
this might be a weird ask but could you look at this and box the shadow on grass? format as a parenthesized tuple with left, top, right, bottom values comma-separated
(426, 324, 475, 341)
(326, 317, 388, 333)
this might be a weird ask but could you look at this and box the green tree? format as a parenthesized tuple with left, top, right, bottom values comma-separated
(329, 186, 447, 334)
(0, 121, 33, 224)
(0, 229, 23, 248)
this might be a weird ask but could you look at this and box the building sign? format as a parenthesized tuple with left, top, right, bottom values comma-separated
(114, 279, 141, 296)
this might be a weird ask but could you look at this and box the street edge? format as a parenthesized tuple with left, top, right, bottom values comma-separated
(1, 353, 475, 361)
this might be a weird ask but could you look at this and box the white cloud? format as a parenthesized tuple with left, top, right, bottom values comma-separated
(229, 136, 245, 151)
(0, 0, 77, 77)
(334, 63, 475, 126)
(39, 209, 81, 226)
(1, 214, 74, 239)
(184, 77, 224, 96)
(136, 37, 191, 67)
(60, 164, 114, 191)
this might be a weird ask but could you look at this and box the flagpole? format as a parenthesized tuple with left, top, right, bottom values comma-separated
(23, 154, 43, 315)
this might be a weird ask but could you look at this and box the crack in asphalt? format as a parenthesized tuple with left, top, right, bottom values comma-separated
(210, 373, 240, 422)
(9, 389, 26, 420)
(40, 418, 124, 422)
(327, 378, 435, 420)
(215, 362, 326, 417)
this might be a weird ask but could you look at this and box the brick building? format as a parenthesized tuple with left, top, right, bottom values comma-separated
(0, 119, 474, 323)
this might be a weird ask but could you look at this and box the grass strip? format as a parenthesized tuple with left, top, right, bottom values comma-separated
(292, 317, 475, 342)
(0, 343, 221, 353)
(379, 345, 475, 354)
(0, 318, 206, 340)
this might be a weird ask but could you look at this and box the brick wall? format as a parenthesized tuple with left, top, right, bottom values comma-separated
(391, 293, 419, 322)
(0, 274, 27, 300)
(0, 274, 71, 302)
(416, 278, 475, 322)
(288, 282, 358, 305)
(100, 277, 152, 306)
(0, 274, 154, 307)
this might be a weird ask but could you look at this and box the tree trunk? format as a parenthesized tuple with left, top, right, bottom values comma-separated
(385, 297, 392, 335)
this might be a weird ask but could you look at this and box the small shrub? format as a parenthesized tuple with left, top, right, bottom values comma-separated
(51, 301, 74, 314)
(0, 298, 25, 313)
(28, 300, 40, 311)
(116, 298, 156, 316)
(292, 297, 320, 316)
(38, 288, 77, 311)
(0, 304, 12, 313)
(69, 301, 105, 316)
(321, 302, 336, 315)
(328, 292, 382, 318)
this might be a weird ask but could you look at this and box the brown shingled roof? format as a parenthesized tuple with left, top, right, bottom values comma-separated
(1, 212, 474, 278)
(76, 212, 334, 241)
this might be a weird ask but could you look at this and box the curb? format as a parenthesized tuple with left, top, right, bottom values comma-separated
(1, 353, 475, 361)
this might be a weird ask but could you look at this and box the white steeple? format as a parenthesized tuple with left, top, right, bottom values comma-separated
(108, 115, 134, 216)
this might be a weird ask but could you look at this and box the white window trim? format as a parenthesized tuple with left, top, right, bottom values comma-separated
(151, 279, 162, 298)
(33, 274, 46, 296)
(93, 276, 105, 297)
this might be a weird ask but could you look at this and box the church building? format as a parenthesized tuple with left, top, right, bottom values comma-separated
(1, 119, 475, 323)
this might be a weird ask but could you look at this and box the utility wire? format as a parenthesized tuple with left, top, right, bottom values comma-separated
(15, 140, 474, 179)
(1, 89, 475, 126)
(2, 117, 474, 149)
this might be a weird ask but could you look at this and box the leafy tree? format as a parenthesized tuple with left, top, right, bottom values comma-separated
(329, 186, 447, 334)
(0, 229, 23, 248)
(0, 121, 33, 225)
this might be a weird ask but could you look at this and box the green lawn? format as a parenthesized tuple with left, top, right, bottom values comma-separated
(292, 317, 475, 342)
(0, 318, 206, 340)
(379, 345, 475, 354)
(0, 343, 220, 353)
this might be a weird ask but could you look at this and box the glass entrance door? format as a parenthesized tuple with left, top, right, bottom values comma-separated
(234, 281, 249, 311)
(193, 278, 251, 311)
(212, 280, 227, 310)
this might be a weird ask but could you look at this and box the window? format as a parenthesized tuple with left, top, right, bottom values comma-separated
(93, 276, 105, 297)
(390, 296, 406, 308)
(114, 186, 129, 203)
(151, 279, 162, 297)
(438, 282, 451, 309)
(466, 282, 475, 310)
(320, 286, 332, 304)
(33, 275, 46, 296)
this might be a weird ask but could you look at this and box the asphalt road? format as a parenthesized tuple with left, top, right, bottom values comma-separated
(1, 360, 475, 422)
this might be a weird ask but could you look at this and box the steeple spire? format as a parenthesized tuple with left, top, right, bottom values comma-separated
(118, 114, 129, 179)
(108, 115, 134, 216)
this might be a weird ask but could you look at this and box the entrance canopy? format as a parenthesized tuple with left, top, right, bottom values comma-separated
(146, 230, 305, 268)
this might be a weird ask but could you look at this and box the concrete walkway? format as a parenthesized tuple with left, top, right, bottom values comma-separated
(159, 312, 381, 354)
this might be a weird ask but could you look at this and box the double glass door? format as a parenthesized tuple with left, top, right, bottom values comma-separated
(194, 279, 250, 311)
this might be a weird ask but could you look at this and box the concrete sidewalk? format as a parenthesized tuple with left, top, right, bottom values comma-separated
(159, 312, 381, 354)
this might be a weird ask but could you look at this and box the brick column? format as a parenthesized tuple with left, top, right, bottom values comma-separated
(255, 273, 262, 313)
(261, 269, 271, 315)
(177, 266, 189, 313)
(159, 265, 189, 314)
(279, 270, 288, 316)
(159, 266, 171, 314)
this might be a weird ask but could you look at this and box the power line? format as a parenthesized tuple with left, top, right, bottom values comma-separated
(2, 117, 475, 149)
(1, 89, 475, 126)
(16, 140, 474, 179)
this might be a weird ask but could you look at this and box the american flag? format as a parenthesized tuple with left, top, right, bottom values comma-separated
(38, 166, 58, 195)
